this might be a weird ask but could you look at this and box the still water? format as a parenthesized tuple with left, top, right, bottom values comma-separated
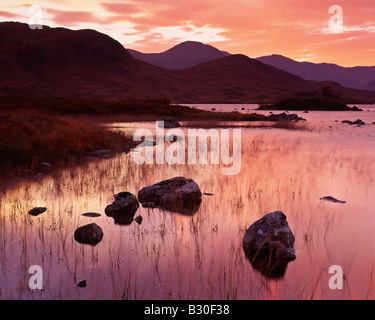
(1, 105, 375, 299)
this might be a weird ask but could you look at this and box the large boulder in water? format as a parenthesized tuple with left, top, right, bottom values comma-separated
(105, 192, 139, 225)
(74, 223, 103, 246)
(138, 177, 202, 215)
(242, 211, 296, 279)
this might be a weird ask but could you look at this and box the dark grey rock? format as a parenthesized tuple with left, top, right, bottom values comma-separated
(76, 280, 87, 288)
(81, 212, 101, 218)
(105, 192, 139, 225)
(242, 211, 296, 279)
(320, 196, 346, 204)
(138, 177, 202, 215)
(28, 207, 47, 216)
(74, 223, 103, 246)
(268, 112, 306, 122)
(342, 119, 365, 125)
(134, 215, 143, 225)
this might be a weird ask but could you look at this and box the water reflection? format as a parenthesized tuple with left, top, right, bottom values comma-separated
(1, 119, 375, 299)
(244, 249, 292, 279)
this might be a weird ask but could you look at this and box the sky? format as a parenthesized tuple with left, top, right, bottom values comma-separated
(0, 0, 374, 67)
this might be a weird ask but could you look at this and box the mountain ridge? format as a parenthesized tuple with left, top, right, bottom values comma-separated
(1, 22, 375, 104)
(255, 54, 375, 91)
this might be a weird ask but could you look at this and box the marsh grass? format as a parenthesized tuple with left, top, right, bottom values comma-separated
(0, 123, 374, 299)
(0, 108, 135, 171)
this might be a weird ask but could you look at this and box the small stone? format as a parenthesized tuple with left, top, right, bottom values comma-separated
(28, 207, 47, 216)
(81, 212, 101, 218)
(320, 196, 346, 204)
(134, 215, 143, 225)
(76, 280, 86, 288)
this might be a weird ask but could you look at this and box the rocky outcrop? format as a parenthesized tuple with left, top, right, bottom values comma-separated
(242, 211, 296, 279)
(74, 223, 103, 246)
(268, 112, 306, 122)
(138, 177, 202, 215)
(105, 192, 139, 225)
(341, 119, 366, 125)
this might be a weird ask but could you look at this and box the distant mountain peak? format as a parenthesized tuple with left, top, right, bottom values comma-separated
(128, 41, 230, 70)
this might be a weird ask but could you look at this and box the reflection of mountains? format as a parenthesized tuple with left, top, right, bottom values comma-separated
(2, 22, 375, 104)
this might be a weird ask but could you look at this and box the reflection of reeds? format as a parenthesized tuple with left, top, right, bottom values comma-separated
(0, 123, 375, 299)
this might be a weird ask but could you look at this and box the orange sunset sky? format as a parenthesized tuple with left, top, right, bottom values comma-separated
(1, 0, 374, 67)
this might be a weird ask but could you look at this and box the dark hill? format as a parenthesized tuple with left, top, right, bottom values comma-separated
(1, 22, 375, 104)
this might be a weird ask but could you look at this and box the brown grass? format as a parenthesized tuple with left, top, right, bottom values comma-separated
(0, 108, 134, 170)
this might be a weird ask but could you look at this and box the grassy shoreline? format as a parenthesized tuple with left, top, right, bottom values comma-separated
(0, 95, 268, 172)
(0, 108, 137, 172)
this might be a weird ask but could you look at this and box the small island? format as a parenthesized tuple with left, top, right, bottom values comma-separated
(257, 85, 364, 111)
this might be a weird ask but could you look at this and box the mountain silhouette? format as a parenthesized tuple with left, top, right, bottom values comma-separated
(1, 22, 375, 103)
(128, 41, 230, 70)
(256, 54, 375, 91)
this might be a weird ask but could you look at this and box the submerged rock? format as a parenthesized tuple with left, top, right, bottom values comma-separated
(242, 211, 296, 279)
(81, 212, 101, 218)
(28, 207, 47, 216)
(74, 223, 103, 246)
(105, 192, 139, 225)
(319, 196, 346, 204)
(138, 177, 202, 215)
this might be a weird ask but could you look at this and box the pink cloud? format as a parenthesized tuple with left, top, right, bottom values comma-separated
(0, 10, 23, 19)
(100, 2, 140, 14)
(4, 0, 373, 66)
(45, 8, 103, 26)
